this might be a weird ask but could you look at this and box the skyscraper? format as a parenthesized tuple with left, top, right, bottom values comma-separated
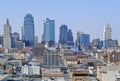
(76, 31, 83, 45)
(11, 32, 20, 48)
(103, 23, 112, 40)
(23, 14, 34, 47)
(3, 19, 12, 49)
(80, 33, 90, 49)
(75, 31, 83, 50)
(67, 29, 74, 46)
(103, 23, 112, 48)
(43, 18, 55, 47)
(59, 25, 68, 45)
(67, 29, 73, 42)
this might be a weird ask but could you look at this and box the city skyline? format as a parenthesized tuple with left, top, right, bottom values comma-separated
(0, 1, 120, 81)
(0, 0, 120, 42)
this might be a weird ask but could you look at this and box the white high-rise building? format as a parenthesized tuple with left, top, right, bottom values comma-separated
(103, 23, 112, 40)
(3, 19, 12, 49)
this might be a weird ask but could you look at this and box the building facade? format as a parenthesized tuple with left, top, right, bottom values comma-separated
(44, 48, 59, 68)
(75, 31, 83, 51)
(80, 34, 90, 49)
(67, 29, 73, 42)
(97, 65, 120, 81)
(103, 23, 112, 48)
(92, 39, 103, 49)
(67, 29, 74, 46)
(43, 18, 55, 47)
(15, 41, 24, 50)
(11, 32, 20, 48)
(59, 25, 68, 45)
(33, 43, 44, 56)
(21, 65, 40, 75)
(23, 14, 34, 47)
(3, 19, 12, 49)
(104, 39, 118, 48)
(0, 34, 3, 47)
(103, 23, 112, 40)
(12, 32, 20, 41)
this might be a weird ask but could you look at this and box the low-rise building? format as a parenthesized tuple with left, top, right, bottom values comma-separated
(64, 56, 77, 66)
(43, 68, 64, 77)
(108, 51, 120, 63)
(21, 65, 40, 75)
(21, 65, 29, 74)
(32, 66, 40, 75)
(79, 59, 94, 65)
(69, 69, 97, 81)
(97, 65, 120, 81)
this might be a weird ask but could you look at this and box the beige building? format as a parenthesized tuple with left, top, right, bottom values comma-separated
(3, 19, 12, 49)
(43, 68, 64, 79)
(69, 69, 97, 81)
(97, 65, 120, 81)
(108, 51, 120, 63)
(64, 56, 77, 66)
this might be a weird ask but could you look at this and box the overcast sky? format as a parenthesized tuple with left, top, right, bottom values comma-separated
(0, 0, 120, 42)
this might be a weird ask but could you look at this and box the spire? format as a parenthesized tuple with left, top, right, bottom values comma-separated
(6, 18, 9, 25)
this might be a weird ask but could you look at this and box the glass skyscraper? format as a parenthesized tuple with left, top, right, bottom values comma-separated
(59, 25, 68, 45)
(43, 18, 55, 47)
(67, 29, 73, 42)
(80, 34, 90, 48)
(67, 29, 74, 46)
(23, 14, 34, 47)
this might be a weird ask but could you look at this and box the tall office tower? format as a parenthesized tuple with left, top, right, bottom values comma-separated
(76, 31, 83, 50)
(12, 32, 24, 50)
(103, 23, 112, 48)
(67, 29, 73, 42)
(3, 19, 12, 49)
(59, 25, 68, 45)
(76, 31, 83, 45)
(80, 33, 90, 49)
(67, 29, 74, 46)
(43, 18, 55, 47)
(103, 23, 112, 40)
(23, 14, 34, 47)
(11, 32, 20, 48)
